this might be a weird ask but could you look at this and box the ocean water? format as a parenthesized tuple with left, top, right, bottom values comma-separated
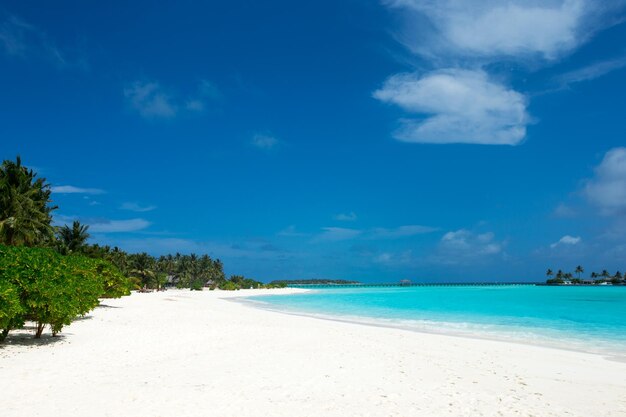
(246, 285, 626, 357)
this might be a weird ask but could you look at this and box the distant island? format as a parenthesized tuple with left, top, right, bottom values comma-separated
(545, 266, 625, 285)
(268, 279, 361, 286)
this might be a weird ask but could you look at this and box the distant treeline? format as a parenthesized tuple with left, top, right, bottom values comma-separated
(545, 266, 625, 285)
(268, 279, 361, 286)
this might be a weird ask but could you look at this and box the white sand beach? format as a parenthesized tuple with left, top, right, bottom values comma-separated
(1, 289, 625, 417)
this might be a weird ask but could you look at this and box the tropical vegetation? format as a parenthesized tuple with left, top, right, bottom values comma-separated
(545, 266, 625, 285)
(0, 156, 281, 341)
(0, 245, 130, 340)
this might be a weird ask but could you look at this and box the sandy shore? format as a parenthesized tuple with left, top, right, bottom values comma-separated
(1, 289, 625, 417)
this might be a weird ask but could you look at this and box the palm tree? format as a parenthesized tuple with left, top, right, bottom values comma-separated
(0, 156, 56, 246)
(601, 270, 610, 281)
(575, 265, 584, 279)
(57, 220, 90, 253)
(156, 254, 176, 289)
(129, 252, 156, 289)
(107, 247, 129, 276)
(546, 269, 553, 279)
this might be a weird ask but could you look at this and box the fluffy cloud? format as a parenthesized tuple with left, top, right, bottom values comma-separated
(383, 0, 606, 60)
(124, 81, 177, 118)
(437, 229, 503, 261)
(374, 250, 415, 266)
(124, 79, 217, 119)
(376, 0, 624, 146)
(251, 134, 279, 150)
(584, 147, 626, 215)
(550, 235, 582, 248)
(374, 69, 528, 145)
(51, 185, 105, 195)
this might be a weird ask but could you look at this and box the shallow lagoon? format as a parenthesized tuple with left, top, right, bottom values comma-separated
(247, 285, 626, 356)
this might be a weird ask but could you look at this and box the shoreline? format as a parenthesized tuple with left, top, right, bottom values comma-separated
(235, 292, 626, 362)
(2, 289, 625, 417)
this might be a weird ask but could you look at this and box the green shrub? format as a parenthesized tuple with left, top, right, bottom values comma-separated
(0, 279, 23, 341)
(0, 244, 130, 339)
(93, 259, 132, 298)
(190, 280, 204, 291)
(219, 281, 238, 291)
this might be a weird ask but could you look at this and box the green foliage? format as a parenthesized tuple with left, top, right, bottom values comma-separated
(94, 260, 132, 298)
(218, 280, 239, 291)
(264, 282, 288, 289)
(129, 252, 157, 289)
(56, 221, 90, 254)
(190, 280, 204, 291)
(217, 275, 265, 290)
(0, 245, 131, 339)
(0, 156, 56, 246)
(545, 265, 626, 285)
(0, 279, 23, 341)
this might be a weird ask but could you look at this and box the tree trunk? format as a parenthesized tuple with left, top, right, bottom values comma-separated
(0, 328, 8, 342)
(34, 322, 45, 338)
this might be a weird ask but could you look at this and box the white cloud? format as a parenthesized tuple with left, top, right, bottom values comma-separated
(124, 79, 218, 119)
(313, 227, 362, 242)
(252, 134, 279, 150)
(436, 229, 503, 262)
(374, 250, 415, 266)
(334, 212, 357, 221)
(124, 81, 177, 118)
(374, 69, 528, 145)
(51, 185, 105, 195)
(550, 235, 582, 248)
(584, 147, 626, 215)
(88, 218, 151, 233)
(376, 1, 625, 146)
(371, 224, 438, 238)
(383, 0, 609, 60)
(120, 202, 157, 212)
(557, 56, 626, 85)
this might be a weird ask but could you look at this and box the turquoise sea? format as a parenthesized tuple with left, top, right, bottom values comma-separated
(246, 286, 626, 357)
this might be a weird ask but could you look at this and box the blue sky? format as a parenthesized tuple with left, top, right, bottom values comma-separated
(2, 0, 626, 282)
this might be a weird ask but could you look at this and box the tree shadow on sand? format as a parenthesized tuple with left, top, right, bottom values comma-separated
(72, 314, 93, 322)
(0, 328, 67, 348)
(96, 303, 121, 309)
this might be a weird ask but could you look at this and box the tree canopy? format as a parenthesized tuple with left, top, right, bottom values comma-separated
(0, 156, 56, 246)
